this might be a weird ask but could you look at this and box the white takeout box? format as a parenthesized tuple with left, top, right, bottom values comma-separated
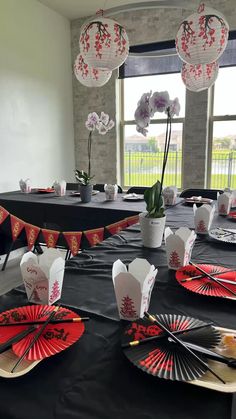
(19, 178, 31, 193)
(112, 258, 157, 320)
(165, 227, 196, 270)
(163, 186, 177, 206)
(217, 192, 232, 215)
(53, 180, 66, 196)
(193, 203, 215, 234)
(20, 248, 65, 305)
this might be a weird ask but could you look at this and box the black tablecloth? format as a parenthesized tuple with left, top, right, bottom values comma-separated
(0, 191, 146, 230)
(0, 203, 235, 419)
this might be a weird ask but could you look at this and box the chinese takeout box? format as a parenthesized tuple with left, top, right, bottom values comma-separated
(20, 248, 65, 305)
(19, 178, 31, 193)
(165, 227, 196, 270)
(217, 192, 232, 215)
(53, 180, 66, 196)
(163, 186, 177, 206)
(193, 203, 215, 234)
(112, 258, 157, 320)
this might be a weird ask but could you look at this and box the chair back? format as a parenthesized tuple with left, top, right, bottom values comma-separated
(93, 184, 123, 193)
(179, 188, 223, 200)
(66, 182, 79, 191)
(127, 186, 149, 195)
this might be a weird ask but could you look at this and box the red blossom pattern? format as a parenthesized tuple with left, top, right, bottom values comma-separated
(80, 20, 127, 60)
(74, 55, 88, 79)
(176, 8, 228, 60)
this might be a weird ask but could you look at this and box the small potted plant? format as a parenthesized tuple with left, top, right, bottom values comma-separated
(134, 90, 180, 248)
(75, 170, 94, 203)
(139, 180, 166, 248)
(75, 111, 115, 203)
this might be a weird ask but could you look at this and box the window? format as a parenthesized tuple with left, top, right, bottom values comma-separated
(121, 72, 185, 188)
(209, 66, 236, 189)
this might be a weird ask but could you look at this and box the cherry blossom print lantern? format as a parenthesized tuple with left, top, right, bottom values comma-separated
(181, 61, 219, 92)
(74, 54, 112, 87)
(79, 16, 129, 71)
(176, 2, 229, 65)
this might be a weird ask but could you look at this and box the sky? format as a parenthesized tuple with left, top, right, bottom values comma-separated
(124, 67, 236, 140)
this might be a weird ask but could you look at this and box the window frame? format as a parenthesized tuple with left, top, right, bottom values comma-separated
(207, 72, 236, 188)
(119, 78, 185, 189)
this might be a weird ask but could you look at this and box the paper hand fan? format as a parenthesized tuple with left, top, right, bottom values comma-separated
(122, 314, 221, 382)
(176, 264, 236, 299)
(0, 305, 85, 361)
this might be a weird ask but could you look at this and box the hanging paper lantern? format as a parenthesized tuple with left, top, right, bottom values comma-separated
(176, 2, 229, 65)
(181, 61, 219, 92)
(79, 16, 129, 70)
(74, 53, 112, 87)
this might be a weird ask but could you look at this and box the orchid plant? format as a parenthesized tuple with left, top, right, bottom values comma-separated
(134, 91, 180, 218)
(75, 111, 115, 185)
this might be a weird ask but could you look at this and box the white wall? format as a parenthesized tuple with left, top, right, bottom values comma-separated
(0, 0, 75, 192)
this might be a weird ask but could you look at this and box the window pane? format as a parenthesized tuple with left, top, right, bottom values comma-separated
(123, 73, 185, 120)
(213, 67, 236, 116)
(124, 123, 182, 188)
(210, 121, 236, 189)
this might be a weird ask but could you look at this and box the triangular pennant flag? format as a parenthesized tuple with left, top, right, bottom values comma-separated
(10, 214, 25, 241)
(41, 229, 60, 248)
(126, 215, 139, 226)
(25, 223, 40, 249)
(106, 219, 128, 236)
(63, 231, 82, 256)
(84, 227, 104, 247)
(0, 206, 9, 225)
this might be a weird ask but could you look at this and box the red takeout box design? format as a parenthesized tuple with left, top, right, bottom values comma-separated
(20, 248, 65, 305)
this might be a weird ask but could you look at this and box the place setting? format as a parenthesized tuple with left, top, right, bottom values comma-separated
(0, 304, 89, 378)
(123, 193, 144, 201)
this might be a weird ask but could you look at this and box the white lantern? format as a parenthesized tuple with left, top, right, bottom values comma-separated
(74, 54, 112, 87)
(176, 2, 229, 65)
(79, 17, 129, 71)
(181, 61, 219, 92)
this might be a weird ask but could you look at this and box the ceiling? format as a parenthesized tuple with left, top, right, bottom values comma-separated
(38, 0, 197, 20)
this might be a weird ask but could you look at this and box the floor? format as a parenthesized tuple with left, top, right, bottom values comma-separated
(0, 256, 23, 296)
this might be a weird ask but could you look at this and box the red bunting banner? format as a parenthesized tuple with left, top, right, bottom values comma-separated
(41, 229, 60, 248)
(0, 206, 9, 225)
(63, 231, 82, 256)
(125, 215, 139, 226)
(84, 227, 104, 247)
(25, 223, 40, 249)
(10, 215, 25, 241)
(106, 220, 128, 235)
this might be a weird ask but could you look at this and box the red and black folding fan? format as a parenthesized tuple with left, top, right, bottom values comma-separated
(0, 305, 85, 360)
(176, 264, 236, 299)
(122, 314, 221, 382)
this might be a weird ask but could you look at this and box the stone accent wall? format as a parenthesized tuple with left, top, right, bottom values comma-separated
(71, 1, 236, 189)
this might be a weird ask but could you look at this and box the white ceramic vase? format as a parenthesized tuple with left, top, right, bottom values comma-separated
(139, 212, 166, 248)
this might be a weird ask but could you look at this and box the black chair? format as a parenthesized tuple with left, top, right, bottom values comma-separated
(66, 182, 79, 190)
(127, 186, 149, 195)
(93, 184, 123, 193)
(179, 188, 224, 200)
